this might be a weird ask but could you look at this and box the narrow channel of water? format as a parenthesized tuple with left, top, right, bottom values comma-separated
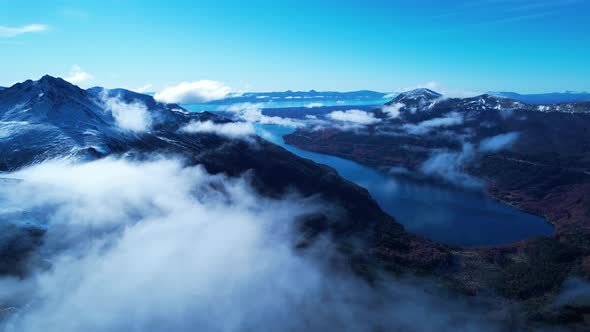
(256, 124, 554, 247)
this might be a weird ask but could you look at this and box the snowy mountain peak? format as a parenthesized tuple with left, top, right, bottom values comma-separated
(3, 75, 86, 100)
(385, 89, 443, 109)
(390, 88, 442, 103)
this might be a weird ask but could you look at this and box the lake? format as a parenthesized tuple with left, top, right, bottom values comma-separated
(256, 124, 554, 247)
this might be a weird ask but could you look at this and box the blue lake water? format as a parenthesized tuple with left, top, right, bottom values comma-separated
(256, 124, 554, 247)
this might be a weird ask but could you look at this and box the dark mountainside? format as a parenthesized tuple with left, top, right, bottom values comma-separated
(0, 76, 449, 283)
(285, 89, 590, 328)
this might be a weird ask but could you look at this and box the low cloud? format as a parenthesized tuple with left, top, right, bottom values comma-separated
(0, 157, 500, 332)
(0, 24, 48, 37)
(155, 81, 232, 104)
(327, 109, 380, 125)
(420, 132, 520, 187)
(131, 84, 153, 93)
(403, 112, 463, 135)
(382, 103, 404, 118)
(553, 278, 590, 308)
(180, 120, 255, 139)
(64, 65, 93, 84)
(479, 132, 519, 152)
(100, 91, 152, 132)
(224, 103, 304, 127)
(305, 102, 323, 108)
(421, 143, 482, 188)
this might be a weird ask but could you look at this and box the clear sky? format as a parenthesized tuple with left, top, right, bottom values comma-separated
(0, 0, 588, 93)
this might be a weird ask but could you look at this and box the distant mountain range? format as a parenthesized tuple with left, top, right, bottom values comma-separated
(205, 90, 390, 104)
(0, 75, 447, 278)
(3, 85, 590, 105)
(204, 89, 590, 105)
(491, 91, 590, 104)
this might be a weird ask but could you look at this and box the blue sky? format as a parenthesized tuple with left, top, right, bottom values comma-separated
(0, 0, 588, 93)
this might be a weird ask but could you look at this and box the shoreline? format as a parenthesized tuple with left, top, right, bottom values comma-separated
(282, 134, 556, 250)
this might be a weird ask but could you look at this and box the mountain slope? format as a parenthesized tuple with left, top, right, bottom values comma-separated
(0, 76, 451, 276)
(285, 89, 590, 323)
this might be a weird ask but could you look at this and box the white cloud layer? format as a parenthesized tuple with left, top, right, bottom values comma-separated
(155, 81, 232, 104)
(0, 24, 48, 37)
(224, 103, 304, 127)
(327, 109, 380, 125)
(100, 92, 152, 132)
(421, 143, 482, 188)
(479, 132, 519, 152)
(180, 120, 255, 138)
(381, 103, 404, 118)
(0, 157, 499, 332)
(403, 112, 463, 135)
(421, 132, 519, 187)
(305, 102, 324, 108)
(64, 65, 93, 84)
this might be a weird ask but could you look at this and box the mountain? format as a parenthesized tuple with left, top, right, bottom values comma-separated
(492, 91, 590, 104)
(386, 88, 442, 108)
(288, 89, 590, 197)
(0, 75, 450, 276)
(285, 89, 590, 325)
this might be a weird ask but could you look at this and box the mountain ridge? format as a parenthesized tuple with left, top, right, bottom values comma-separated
(0, 75, 451, 280)
(383, 88, 590, 114)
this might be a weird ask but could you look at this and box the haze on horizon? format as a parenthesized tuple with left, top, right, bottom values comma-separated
(0, 0, 588, 95)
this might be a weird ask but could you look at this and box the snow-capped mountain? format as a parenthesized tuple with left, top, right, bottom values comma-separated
(385, 88, 442, 110)
(0, 75, 216, 168)
(384, 89, 590, 115)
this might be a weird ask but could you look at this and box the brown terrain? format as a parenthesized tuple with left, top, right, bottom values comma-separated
(285, 89, 590, 329)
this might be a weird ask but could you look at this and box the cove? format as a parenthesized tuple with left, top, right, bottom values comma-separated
(256, 124, 554, 247)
